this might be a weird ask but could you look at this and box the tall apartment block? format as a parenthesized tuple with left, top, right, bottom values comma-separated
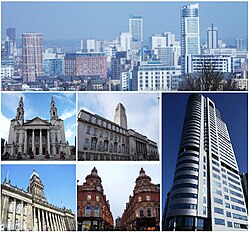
(22, 33, 43, 82)
(207, 23, 218, 49)
(163, 94, 248, 230)
(181, 3, 200, 74)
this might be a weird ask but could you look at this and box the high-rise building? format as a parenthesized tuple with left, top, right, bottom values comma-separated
(119, 32, 132, 52)
(6, 28, 16, 41)
(240, 173, 248, 212)
(149, 35, 167, 53)
(129, 15, 143, 49)
(114, 103, 127, 129)
(235, 38, 243, 50)
(207, 23, 218, 49)
(163, 94, 248, 230)
(181, 3, 200, 74)
(22, 33, 43, 82)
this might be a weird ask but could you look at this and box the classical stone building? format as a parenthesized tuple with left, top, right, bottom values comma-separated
(1, 169, 75, 231)
(120, 168, 160, 231)
(77, 167, 114, 231)
(3, 97, 73, 160)
(78, 103, 159, 161)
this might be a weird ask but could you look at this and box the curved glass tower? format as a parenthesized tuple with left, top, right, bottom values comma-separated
(163, 94, 248, 231)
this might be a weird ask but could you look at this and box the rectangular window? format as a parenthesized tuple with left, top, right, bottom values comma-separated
(147, 207, 152, 217)
(214, 197, 223, 205)
(86, 126, 91, 134)
(146, 195, 151, 201)
(226, 211, 231, 217)
(214, 218, 225, 226)
(138, 196, 141, 202)
(214, 207, 224, 215)
(225, 203, 230, 208)
(87, 194, 91, 200)
(227, 221, 233, 227)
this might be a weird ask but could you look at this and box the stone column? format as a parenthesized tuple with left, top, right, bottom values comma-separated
(56, 214, 61, 231)
(1, 195, 9, 229)
(47, 130, 50, 154)
(41, 209, 45, 231)
(19, 131, 23, 153)
(37, 208, 41, 231)
(52, 213, 57, 231)
(39, 129, 43, 155)
(33, 207, 36, 231)
(45, 211, 50, 231)
(61, 217, 66, 231)
(20, 201, 24, 230)
(32, 130, 35, 154)
(48, 212, 54, 231)
(12, 199, 16, 231)
(24, 130, 27, 155)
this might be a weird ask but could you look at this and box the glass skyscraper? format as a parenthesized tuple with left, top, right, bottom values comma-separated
(129, 15, 143, 48)
(181, 3, 200, 74)
(163, 94, 248, 231)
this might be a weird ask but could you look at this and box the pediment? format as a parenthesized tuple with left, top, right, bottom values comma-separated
(24, 117, 50, 126)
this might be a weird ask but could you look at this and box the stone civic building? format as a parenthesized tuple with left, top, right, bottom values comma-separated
(3, 97, 72, 160)
(120, 168, 160, 231)
(78, 103, 159, 161)
(77, 167, 114, 231)
(1, 170, 75, 231)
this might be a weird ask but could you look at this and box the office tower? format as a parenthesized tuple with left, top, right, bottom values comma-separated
(207, 23, 218, 49)
(119, 32, 132, 52)
(235, 38, 243, 50)
(22, 33, 43, 82)
(6, 28, 16, 41)
(164, 94, 248, 230)
(240, 173, 248, 212)
(150, 35, 167, 52)
(163, 32, 176, 46)
(80, 38, 101, 52)
(181, 3, 200, 74)
(129, 15, 143, 49)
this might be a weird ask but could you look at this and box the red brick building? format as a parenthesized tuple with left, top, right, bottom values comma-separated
(77, 167, 113, 231)
(64, 52, 108, 78)
(120, 168, 160, 231)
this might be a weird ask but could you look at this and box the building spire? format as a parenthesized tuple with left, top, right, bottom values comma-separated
(16, 97, 24, 124)
(50, 96, 58, 122)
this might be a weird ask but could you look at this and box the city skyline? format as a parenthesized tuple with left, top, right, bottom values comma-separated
(1, 93, 76, 145)
(162, 93, 248, 211)
(2, 2, 248, 46)
(1, 164, 76, 213)
(77, 164, 160, 222)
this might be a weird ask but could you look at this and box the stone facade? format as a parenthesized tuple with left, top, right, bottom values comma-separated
(1, 170, 75, 231)
(77, 167, 114, 231)
(3, 97, 72, 160)
(78, 103, 159, 161)
(120, 168, 160, 231)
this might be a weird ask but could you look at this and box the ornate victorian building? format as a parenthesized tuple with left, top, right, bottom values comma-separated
(3, 97, 72, 160)
(120, 168, 160, 231)
(78, 103, 159, 161)
(1, 170, 75, 231)
(77, 167, 114, 231)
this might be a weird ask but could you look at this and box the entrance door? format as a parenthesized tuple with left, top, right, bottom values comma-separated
(36, 147, 39, 155)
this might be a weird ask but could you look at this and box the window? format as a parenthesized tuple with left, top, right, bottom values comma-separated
(226, 211, 231, 217)
(214, 197, 223, 205)
(8, 201, 13, 212)
(233, 213, 248, 221)
(225, 203, 230, 208)
(203, 197, 206, 204)
(146, 195, 151, 201)
(85, 205, 91, 217)
(139, 208, 144, 217)
(147, 207, 152, 217)
(138, 196, 142, 202)
(94, 206, 99, 217)
(203, 206, 206, 215)
(214, 207, 224, 215)
(84, 138, 89, 149)
(16, 203, 21, 214)
(223, 187, 228, 193)
(96, 195, 99, 201)
(230, 197, 244, 205)
(214, 218, 225, 226)
(227, 221, 233, 228)
(225, 195, 229, 200)
(232, 205, 246, 213)
(93, 128, 98, 136)
(86, 126, 91, 134)
(213, 189, 222, 196)
(87, 194, 91, 201)
(99, 130, 103, 137)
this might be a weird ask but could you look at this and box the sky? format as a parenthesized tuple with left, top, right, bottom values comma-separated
(78, 92, 159, 145)
(2, 2, 248, 46)
(162, 93, 248, 210)
(1, 164, 76, 213)
(77, 163, 160, 220)
(1, 92, 76, 145)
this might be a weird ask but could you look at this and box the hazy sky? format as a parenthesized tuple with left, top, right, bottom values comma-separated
(1, 93, 76, 145)
(1, 164, 76, 213)
(77, 163, 160, 220)
(2, 2, 248, 44)
(78, 92, 160, 145)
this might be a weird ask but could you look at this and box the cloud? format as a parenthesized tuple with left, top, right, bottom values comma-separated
(65, 128, 74, 143)
(0, 113, 10, 141)
(60, 109, 76, 121)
